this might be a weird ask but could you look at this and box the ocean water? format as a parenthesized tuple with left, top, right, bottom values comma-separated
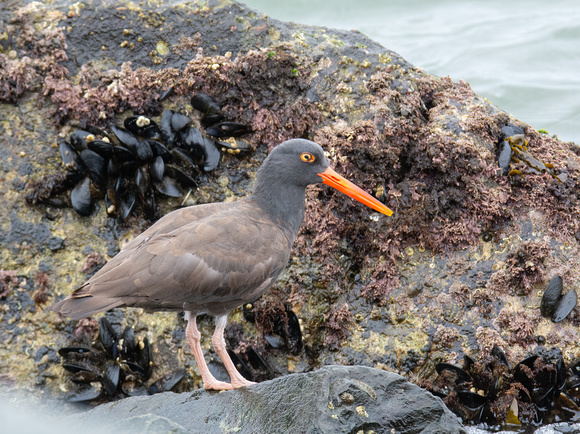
(241, 0, 580, 144)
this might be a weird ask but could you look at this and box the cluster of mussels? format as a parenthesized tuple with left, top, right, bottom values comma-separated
(496, 123, 567, 183)
(216, 303, 303, 383)
(430, 345, 580, 428)
(59, 318, 185, 402)
(540, 276, 577, 322)
(56, 94, 251, 219)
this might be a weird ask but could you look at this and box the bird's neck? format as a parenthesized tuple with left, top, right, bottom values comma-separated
(251, 175, 306, 238)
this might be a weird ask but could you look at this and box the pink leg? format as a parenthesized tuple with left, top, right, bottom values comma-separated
(212, 315, 256, 388)
(185, 312, 233, 390)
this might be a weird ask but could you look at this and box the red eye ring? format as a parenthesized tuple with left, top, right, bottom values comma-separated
(300, 152, 315, 163)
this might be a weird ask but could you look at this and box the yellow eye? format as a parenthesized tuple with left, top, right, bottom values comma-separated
(300, 152, 315, 163)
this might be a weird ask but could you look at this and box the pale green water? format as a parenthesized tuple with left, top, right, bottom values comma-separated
(242, 0, 580, 144)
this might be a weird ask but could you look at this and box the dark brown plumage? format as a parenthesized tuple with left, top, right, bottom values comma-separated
(50, 139, 392, 390)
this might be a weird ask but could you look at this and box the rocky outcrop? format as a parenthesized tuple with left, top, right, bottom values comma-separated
(1, 0, 580, 430)
(67, 366, 466, 433)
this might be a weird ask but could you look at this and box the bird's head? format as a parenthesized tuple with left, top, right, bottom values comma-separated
(261, 139, 393, 216)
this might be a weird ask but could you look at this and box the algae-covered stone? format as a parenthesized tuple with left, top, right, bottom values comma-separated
(1, 0, 580, 410)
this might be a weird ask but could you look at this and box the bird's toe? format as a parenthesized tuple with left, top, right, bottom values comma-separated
(203, 379, 234, 391)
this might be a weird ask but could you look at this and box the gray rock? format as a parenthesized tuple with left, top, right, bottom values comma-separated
(70, 365, 466, 434)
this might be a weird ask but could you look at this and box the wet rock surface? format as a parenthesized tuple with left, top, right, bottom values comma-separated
(1, 0, 580, 431)
(66, 365, 466, 434)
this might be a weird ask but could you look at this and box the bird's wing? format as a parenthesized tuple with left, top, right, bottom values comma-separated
(58, 200, 293, 316)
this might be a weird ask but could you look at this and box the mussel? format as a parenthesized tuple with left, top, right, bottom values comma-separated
(48, 93, 254, 219)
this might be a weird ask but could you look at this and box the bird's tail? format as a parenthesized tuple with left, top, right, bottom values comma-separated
(48, 295, 125, 320)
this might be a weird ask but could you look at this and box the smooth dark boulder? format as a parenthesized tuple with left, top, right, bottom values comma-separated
(71, 365, 466, 433)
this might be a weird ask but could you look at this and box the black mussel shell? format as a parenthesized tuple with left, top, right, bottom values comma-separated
(227, 350, 252, 381)
(513, 355, 539, 397)
(114, 176, 129, 198)
(118, 190, 136, 222)
(105, 188, 116, 215)
(111, 125, 139, 151)
(112, 144, 135, 163)
(102, 361, 120, 397)
(201, 138, 220, 172)
(59, 139, 81, 172)
(201, 113, 224, 128)
(159, 86, 174, 102)
(463, 355, 475, 371)
(83, 125, 110, 139)
(106, 158, 119, 179)
(120, 326, 135, 360)
(206, 122, 251, 138)
(170, 148, 198, 172)
(88, 139, 114, 158)
(191, 94, 221, 115)
(497, 140, 512, 175)
(135, 139, 153, 161)
(171, 112, 193, 133)
(500, 124, 525, 142)
(65, 385, 102, 403)
(135, 166, 151, 200)
(245, 346, 272, 376)
(124, 361, 147, 378)
(160, 109, 175, 146)
(71, 370, 101, 384)
(218, 138, 252, 152)
(70, 130, 93, 151)
(63, 171, 85, 190)
(135, 337, 152, 380)
(457, 390, 489, 410)
(517, 354, 539, 371)
(121, 381, 149, 397)
(264, 335, 283, 349)
(553, 289, 577, 323)
(180, 126, 204, 153)
(62, 362, 94, 374)
(541, 276, 563, 318)
(58, 346, 92, 356)
(164, 165, 197, 189)
(491, 345, 510, 369)
(155, 176, 182, 197)
(71, 177, 93, 216)
(435, 362, 473, 385)
(148, 369, 187, 394)
(569, 356, 580, 377)
(99, 317, 119, 359)
(556, 392, 580, 413)
(285, 306, 302, 355)
(242, 303, 255, 323)
(79, 149, 106, 189)
(143, 189, 156, 220)
(124, 115, 160, 139)
(150, 155, 165, 182)
(148, 140, 171, 159)
(120, 160, 140, 177)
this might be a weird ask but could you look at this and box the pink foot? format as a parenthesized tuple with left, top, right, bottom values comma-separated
(203, 379, 234, 391)
(230, 378, 256, 389)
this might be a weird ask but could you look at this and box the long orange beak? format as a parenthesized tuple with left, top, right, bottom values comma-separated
(318, 167, 393, 216)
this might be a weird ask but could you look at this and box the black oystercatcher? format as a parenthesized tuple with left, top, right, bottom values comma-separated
(50, 139, 392, 390)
